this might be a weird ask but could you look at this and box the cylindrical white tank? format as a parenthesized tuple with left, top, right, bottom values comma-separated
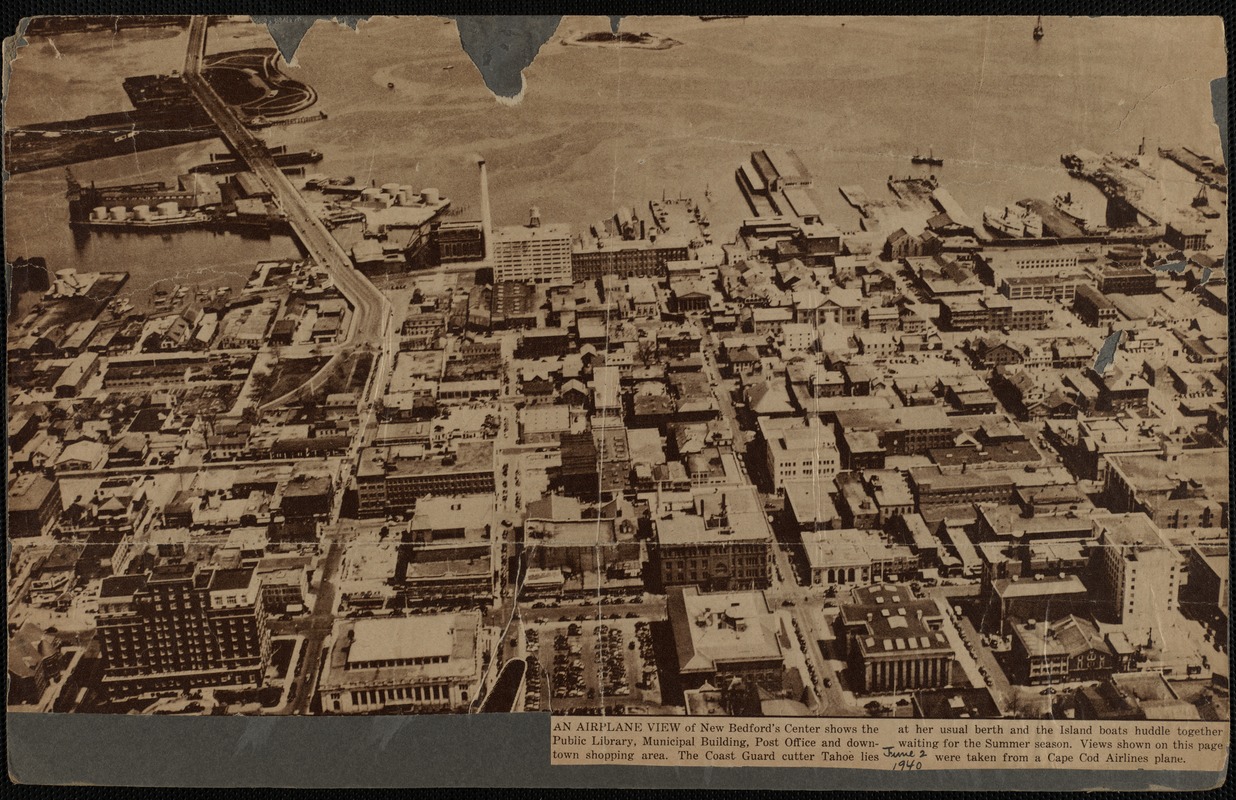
(109, 206, 128, 221)
(422, 188, 439, 204)
(133, 205, 152, 221)
(397, 189, 410, 206)
(157, 201, 181, 218)
(381, 182, 400, 194)
(361, 187, 381, 201)
(92, 206, 108, 220)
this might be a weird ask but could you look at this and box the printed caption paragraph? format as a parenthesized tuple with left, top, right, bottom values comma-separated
(550, 717, 1229, 771)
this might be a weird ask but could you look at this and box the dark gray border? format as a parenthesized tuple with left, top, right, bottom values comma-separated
(6, 713, 1229, 789)
(5, 10, 1233, 790)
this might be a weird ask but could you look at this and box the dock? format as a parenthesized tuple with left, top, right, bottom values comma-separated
(839, 185, 874, 218)
(735, 166, 776, 216)
(1159, 147, 1228, 192)
(930, 186, 978, 233)
(887, 176, 938, 203)
(248, 110, 329, 129)
(1018, 198, 1085, 238)
(1061, 151, 1164, 228)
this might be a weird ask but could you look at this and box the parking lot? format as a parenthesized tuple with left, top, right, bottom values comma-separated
(523, 618, 663, 712)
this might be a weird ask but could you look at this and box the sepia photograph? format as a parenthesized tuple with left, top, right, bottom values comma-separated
(3, 13, 1229, 774)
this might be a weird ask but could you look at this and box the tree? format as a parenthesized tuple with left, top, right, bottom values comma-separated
(249, 369, 276, 401)
(637, 337, 659, 367)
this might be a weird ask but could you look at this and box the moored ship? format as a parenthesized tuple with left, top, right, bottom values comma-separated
(1052, 192, 1090, 226)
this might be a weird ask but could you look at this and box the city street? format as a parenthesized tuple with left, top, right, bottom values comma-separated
(282, 532, 346, 715)
(185, 15, 392, 414)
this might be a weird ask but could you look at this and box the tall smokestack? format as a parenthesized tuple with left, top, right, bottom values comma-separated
(478, 158, 494, 265)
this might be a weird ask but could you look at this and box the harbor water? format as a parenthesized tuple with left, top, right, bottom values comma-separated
(4, 15, 1225, 295)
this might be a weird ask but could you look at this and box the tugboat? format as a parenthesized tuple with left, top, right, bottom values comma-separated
(387, 82, 395, 90)
(1033, 16, 1045, 41)
(911, 147, 944, 167)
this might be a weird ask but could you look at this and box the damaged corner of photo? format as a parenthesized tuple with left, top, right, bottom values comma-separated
(3, 11, 1231, 790)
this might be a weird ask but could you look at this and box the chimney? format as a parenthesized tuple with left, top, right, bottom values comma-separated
(478, 159, 494, 265)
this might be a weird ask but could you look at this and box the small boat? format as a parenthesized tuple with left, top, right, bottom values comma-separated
(442, 65, 455, 71)
(387, 82, 395, 89)
(911, 147, 944, 167)
(1034, 16, 1044, 41)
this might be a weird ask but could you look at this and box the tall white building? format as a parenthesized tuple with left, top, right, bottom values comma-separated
(492, 214, 572, 285)
(1093, 514, 1180, 627)
(763, 417, 839, 491)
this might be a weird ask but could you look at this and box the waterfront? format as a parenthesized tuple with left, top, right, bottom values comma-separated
(4, 155, 301, 311)
(5, 15, 1225, 287)
(5, 14, 1229, 749)
(249, 15, 1223, 230)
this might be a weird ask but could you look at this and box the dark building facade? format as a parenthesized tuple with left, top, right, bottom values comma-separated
(572, 241, 689, 281)
(432, 220, 486, 264)
(95, 564, 270, 697)
(8, 475, 63, 538)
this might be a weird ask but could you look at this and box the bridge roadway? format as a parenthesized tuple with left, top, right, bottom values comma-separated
(184, 16, 392, 412)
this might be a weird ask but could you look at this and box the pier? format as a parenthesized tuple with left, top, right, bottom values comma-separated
(1159, 147, 1227, 192)
(1018, 198, 1085, 238)
(1061, 151, 1164, 228)
(839, 185, 874, 218)
(249, 110, 330, 129)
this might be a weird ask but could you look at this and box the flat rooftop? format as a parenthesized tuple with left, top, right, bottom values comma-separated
(1108, 448, 1229, 496)
(357, 441, 494, 479)
(669, 586, 782, 674)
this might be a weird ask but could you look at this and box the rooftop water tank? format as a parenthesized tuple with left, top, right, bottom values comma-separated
(422, 188, 439, 204)
(92, 206, 108, 221)
(133, 205, 152, 221)
(109, 206, 128, 221)
(157, 201, 181, 218)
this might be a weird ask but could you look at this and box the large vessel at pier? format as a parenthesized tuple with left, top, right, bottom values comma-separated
(190, 149, 324, 175)
(1052, 192, 1090, 227)
(983, 203, 1044, 238)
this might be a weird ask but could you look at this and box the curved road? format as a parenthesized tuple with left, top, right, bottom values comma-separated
(185, 16, 392, 413)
